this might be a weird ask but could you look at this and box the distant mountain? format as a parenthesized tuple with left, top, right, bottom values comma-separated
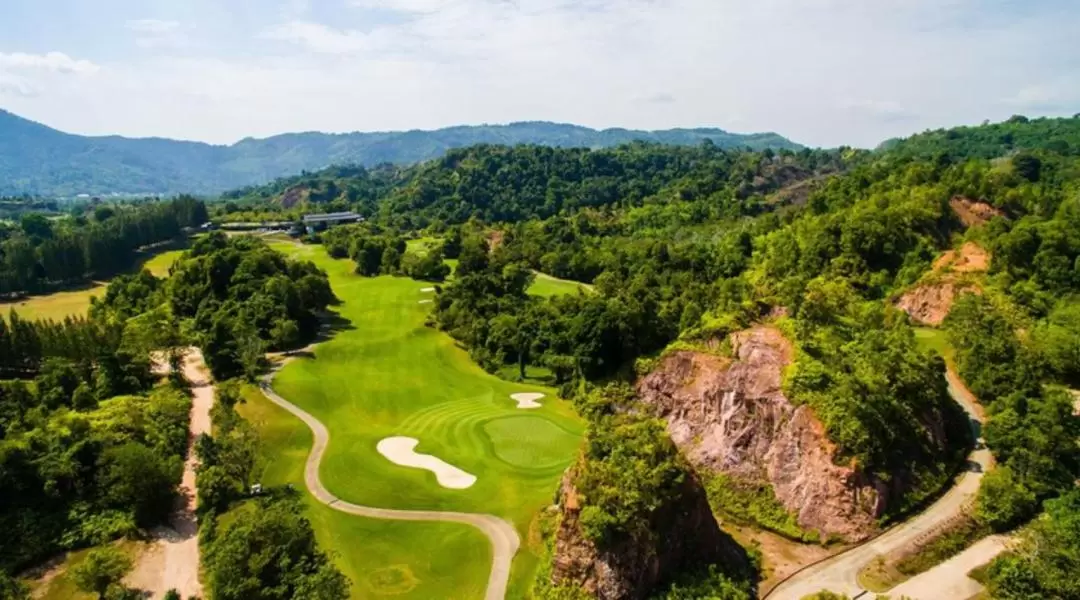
(0, 109, 803, 197)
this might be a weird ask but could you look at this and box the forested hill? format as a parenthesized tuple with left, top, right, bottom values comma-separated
(0, 109, 801, 197)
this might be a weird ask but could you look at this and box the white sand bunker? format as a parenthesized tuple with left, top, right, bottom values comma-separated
(511, 393, 545, 409)
(376, 437, 477, 489)
(418, 299, 433, 304)
(420, 287, 436, 293)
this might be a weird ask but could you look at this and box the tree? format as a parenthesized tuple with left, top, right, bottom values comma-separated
(96, 442, 183, 527)
(0, 571, 29, 600)
(71, 547, 132, 600)
(987, 489, 1080, 599)
(203, 499, 349, 600)
(974, 467, 1036, 531)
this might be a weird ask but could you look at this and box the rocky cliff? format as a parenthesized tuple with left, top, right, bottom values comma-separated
(636, 326, 886, 541)
(549, 467, 748, 599)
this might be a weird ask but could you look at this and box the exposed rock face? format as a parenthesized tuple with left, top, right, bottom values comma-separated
(897, 242, 989, 326)
(550, 468, 747, 599)
(950, 196, 1004, 228)
(636, 327, 884, 541)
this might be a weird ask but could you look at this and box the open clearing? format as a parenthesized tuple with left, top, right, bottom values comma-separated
(528, 271, 591, 297)
(1, 246, 185, 322)
(259, 240, 585, 598)
(377, 436, 478, 489)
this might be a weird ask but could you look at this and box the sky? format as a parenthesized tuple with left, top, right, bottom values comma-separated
(0, 0, 1078, 148)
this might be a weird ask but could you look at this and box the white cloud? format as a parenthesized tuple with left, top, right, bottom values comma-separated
(4, 0, 1080, 147)
(0, 51, 100, 75)
(0, 73, 38, 97)
(1004, 78, 1080, 112)
(261, 21, 376, 54)
(126, 19, 180, 34)
(125, 18, 188, 49)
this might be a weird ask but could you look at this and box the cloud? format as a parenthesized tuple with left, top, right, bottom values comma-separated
(841, 99, 917, 123)
(638, 93, 677, 105)
(125, 19, 188, 49)
(1003, 78, 1080, 112)
(0, 51, 100, 75)
(261, 21, 376, 54)
(0, 74, 38, 97)
(4, 0, 1080, 148)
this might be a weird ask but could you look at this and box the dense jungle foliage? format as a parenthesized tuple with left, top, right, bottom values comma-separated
(0, 316, 187, 572)
(213, 114, 1080, 597)
(92, 233, 336, 380)
(0, 196, 207, 295)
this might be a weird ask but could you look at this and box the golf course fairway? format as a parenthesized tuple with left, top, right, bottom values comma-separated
(256, 240, 585, 598)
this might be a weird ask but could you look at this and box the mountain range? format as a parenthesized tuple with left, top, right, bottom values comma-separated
(0, 109, 802, 197)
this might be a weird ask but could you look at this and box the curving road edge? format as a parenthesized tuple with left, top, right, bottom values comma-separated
(765, 368, 994, 599)
(258, 379, 521, 600)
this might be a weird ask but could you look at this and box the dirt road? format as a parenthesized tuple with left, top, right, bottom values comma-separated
(259, 378, 520, 600)
(766, 369, 992, 599)
(126, 351, 213, 598)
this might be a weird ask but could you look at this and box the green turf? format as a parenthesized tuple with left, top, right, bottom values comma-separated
(1, 246, 186, 322)
(261, 240, 585, 597)
(482, 416, 582, 470)
(914, 327, 957, 367)
(527, 272, 591, 297)
(236, 384, 491, 600)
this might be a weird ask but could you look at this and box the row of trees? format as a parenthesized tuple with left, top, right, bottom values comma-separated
(0, 196, 207, 295)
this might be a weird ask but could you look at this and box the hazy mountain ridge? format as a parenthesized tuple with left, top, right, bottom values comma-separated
(0, 110, 802, 196)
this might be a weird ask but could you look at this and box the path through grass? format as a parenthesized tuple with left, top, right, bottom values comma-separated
(262, 240, 585, 598)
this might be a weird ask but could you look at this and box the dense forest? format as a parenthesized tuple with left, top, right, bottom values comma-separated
(241, 115, 1080, 596)
(5, 114, 1080, 598)
(0, 314, 184, 574)
(0, 233, 345, 597)
(0, 196, 207, 295)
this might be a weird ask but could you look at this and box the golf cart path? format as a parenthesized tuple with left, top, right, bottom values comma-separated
(766, 368, 993, 600)
(259, 377, 520, 600)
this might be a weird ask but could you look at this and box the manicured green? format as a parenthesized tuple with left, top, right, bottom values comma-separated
(236, 384, 491, 600)
(260, 240, 585, 596)
(528, 272, 590, 297)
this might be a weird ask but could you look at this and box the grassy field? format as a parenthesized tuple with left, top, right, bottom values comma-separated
(236, 385, 492, 599)
(260, 240, 585, 598)
(23, 540, 147, 600)
(528, 272, 591, 298)
(914, 327, 957, 367)
(0, 246, 186, 322)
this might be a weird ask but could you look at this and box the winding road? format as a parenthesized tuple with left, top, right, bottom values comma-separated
(258, 377, 521, 600)
(766, 369, 994, 600)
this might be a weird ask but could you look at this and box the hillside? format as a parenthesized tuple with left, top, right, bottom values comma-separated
(0, 109, 801, 197)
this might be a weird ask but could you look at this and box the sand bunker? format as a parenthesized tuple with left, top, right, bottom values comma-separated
(418, 299, 433, 304)
(511, 393, 545, 409)
(376, 437, 476, 489)
(420, 287, 436, 293)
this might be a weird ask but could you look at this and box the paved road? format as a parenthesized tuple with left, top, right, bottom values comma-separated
(889, 535, 1010, 600)
(766, 369, 992, 600)
(258, 379, 521, 600)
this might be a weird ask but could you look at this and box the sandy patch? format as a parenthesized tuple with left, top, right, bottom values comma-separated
(418, 299, 433, 304)
(510, 393, 545, 409)
(420, 287, 436, 293)
(126, 350, 213, 599)
(376, 437, 476, 489)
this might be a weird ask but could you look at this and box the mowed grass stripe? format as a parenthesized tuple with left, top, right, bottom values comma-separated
(265, 240, 584, 598)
